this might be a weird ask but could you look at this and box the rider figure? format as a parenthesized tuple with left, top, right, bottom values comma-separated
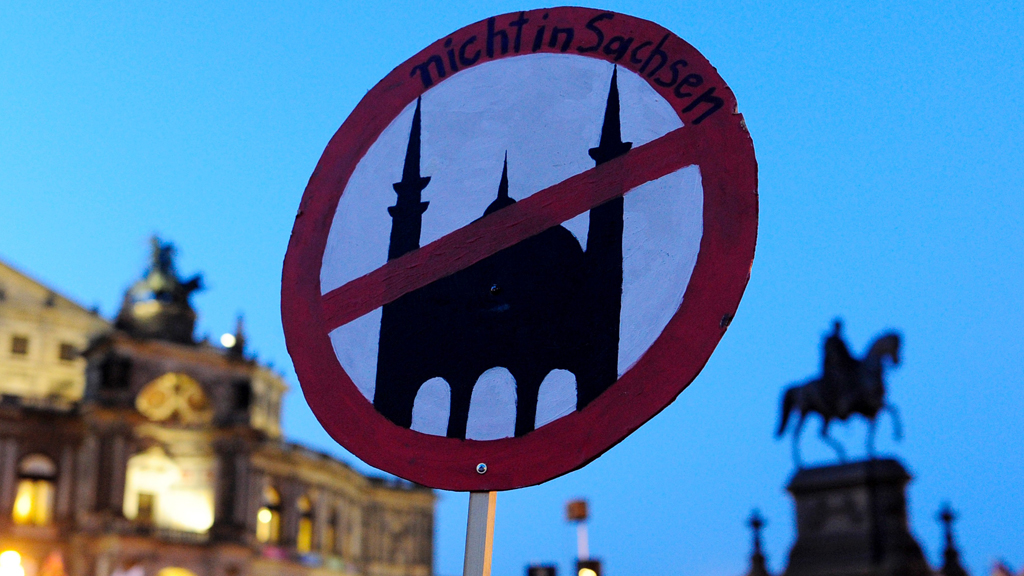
(823, 320, 857, 417)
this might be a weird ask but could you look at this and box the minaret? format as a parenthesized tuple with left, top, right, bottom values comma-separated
(580, 66, 632, 407)
(376, 98, 432, 429)
(588, 67, 633, 165)
(483, 152, 515, 216)
(387, 98, 431, 260)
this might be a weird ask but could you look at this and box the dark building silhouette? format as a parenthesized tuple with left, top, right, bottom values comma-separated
(745, 458, 979, 576)
(374, 68, 632, 439)
(782, 459, 931, 576)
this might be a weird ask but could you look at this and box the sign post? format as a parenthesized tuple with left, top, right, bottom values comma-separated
(463, 492, 497, 576)
(282, 7, 757, 572)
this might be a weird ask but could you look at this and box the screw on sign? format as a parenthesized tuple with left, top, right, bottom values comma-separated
(282, 7, 756, 575)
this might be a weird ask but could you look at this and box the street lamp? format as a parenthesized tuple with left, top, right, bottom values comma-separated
(566, 499, 589, 560)
(0, 551, 25, 576)
(566, 500, 602, 576)
(575, 560, 601, 576)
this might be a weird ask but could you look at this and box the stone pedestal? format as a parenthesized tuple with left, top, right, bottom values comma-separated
(783, 458, 931, 576)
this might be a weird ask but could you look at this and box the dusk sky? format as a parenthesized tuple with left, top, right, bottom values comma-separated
(1, 2, 1021, 576)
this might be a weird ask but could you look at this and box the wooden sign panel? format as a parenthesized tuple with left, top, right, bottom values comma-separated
(282, 7, 757, 491)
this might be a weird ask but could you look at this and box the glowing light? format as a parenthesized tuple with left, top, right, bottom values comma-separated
(163, 489, 214, 531)
(0, 551, 25, 576)
(578, 569, 597, 576)
(12, 485, 32, 521)
(123, 448, 214, 533)
(257, 508, 272, 524)
(157, 568, 198, 576)
(12, 478, 53, 526)
(256, 504, 280, 543)
(220, 333, 236, 348)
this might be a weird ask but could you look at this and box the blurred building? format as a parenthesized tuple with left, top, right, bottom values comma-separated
(0, 242, 433, 576)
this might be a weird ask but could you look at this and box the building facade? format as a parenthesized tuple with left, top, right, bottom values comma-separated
(0, 242, 434, 576)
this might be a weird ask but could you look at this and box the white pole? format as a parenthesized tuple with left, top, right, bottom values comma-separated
(463, 492, 497, 576)
(576, 521, 589, 561)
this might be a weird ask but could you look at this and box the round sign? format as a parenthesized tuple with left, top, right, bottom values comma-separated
(283, 7, 757, 491)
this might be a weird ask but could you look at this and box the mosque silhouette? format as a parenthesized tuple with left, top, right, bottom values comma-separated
(374, 69, 631, 440)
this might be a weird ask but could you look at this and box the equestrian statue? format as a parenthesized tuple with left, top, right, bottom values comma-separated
(776, 320, 903, 466)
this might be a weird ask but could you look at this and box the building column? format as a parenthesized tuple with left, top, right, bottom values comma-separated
(279, 481, 300, 549)
(314, 491, 332, 555)
(103, 432, 129, 514)
(90, 424, 131, 518)
(347, 498, 364, 564)
(75, 434, 99, 521)
(211, 437, 250, 542)
(55, 444, 75, 519)
(0, 437, 18, 519)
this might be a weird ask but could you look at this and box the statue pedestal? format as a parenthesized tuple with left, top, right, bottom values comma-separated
(782, 458, 930, 576)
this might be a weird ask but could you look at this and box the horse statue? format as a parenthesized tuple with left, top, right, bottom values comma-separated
(776, 320, 903, 466)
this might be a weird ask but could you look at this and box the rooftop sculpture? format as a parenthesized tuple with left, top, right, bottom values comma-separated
(115, 236, 203, 344)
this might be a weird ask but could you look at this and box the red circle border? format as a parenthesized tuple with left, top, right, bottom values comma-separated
(282, 7, 758, 491)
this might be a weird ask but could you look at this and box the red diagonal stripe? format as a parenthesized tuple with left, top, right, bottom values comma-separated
(322, 124, 707, 330)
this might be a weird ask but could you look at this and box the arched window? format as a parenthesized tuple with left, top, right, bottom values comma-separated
(296, 495, 314, 553)
(256, 486, 281, 544)
(12, 453, 56, 526)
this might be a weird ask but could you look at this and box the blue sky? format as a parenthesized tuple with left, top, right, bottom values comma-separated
(1, 2, 1022, 576)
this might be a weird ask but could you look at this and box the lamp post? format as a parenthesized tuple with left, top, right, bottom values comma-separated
(566, 500, 588, 561)
(566, 500, 601, 576)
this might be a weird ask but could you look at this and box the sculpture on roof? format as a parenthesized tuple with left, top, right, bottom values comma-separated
(116, 237, 203, 344)
(776, 320, 903, 466)
(133, 237, 203, 304)
(745, 510, 770, 576)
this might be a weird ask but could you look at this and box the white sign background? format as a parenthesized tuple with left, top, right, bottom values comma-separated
(320, 53, 703, 435)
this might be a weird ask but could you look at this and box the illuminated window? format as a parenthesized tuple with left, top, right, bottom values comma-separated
(296, 495, 315, 553)
(10, 336, 28, 356)
(12, 454, 56, 526)
(123, 447, 214, 533)
(256, 486, 281, 544)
